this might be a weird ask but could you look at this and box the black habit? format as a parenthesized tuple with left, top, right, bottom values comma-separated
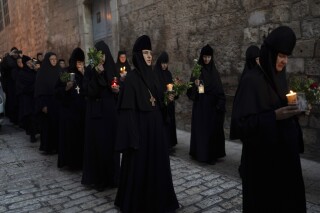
(154, 51, 178, 148)
(187, 44, 226, 164)
(231, 26, 306, 212)
(81, 41, 120, 189)
(56, 48, 86, 169)
(114, 35, 179, 213)
(16, 56, 38, 139)
(34, 52, 61, 153)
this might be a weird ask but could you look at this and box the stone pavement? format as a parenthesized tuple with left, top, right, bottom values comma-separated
(0, 122, 319, 213)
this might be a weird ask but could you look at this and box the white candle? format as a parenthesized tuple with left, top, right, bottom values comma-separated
(286, 90, 297, 105)
(166, 83, 173, 91)
(198, 84, 205, 94)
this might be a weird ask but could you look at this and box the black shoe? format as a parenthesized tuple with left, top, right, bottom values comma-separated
(30, 135, 37, 143)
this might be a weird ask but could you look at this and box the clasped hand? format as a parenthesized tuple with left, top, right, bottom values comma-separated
(275, 105, 301, 120)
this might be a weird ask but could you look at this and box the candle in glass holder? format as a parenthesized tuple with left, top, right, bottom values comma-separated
(166, 83, 173, 92)
(286, 90, 297, 105)
(198, 84, 205, 94)
(111, 77, 118, 87)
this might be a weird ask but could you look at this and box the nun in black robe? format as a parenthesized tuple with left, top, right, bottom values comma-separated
(187, 44, 226, 164)
(154, 51, 178, 149)
(34, 52, 61, 154)
(81, 41, 120, 190)
(16, 56, 38, 142)
(114, 35, 179, 213)
(56, 48, 86, 169)
(115, 50, 132, 74)
(231, 26, 306, 212)
(230, 45, 260, 178)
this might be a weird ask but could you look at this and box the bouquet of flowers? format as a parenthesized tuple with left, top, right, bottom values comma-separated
(289, 75, 320, 105)
(87, 47, 104, 67)
(191, 59, 202, 79)
(60, 72, 70, 83)
(164, 76, 192, 105)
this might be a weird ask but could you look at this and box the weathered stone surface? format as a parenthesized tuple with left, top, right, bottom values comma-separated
(293, 40, 316, 58)
(286, 58, 305, 74)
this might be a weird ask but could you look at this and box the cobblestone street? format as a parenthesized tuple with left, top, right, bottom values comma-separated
(0, 122, 320, 213)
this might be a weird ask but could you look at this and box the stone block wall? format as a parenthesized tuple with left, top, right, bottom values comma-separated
(0, 0, 84, 63)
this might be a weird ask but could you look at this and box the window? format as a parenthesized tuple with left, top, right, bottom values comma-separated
(0, 0, 9, 31)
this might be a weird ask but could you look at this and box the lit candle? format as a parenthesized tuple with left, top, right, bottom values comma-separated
(286, 90, 297, 105)
(198, 84, 205, 94)
(167, 83, 173, 91)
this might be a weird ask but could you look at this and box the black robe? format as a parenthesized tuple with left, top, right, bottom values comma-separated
(231, 67, 306, 212)
(81, 41, 120, 189)
(15, 66, 37, 136)
(231, 26, 306, 212)
(56, 70, 86, 169)
(154, 54, 177, 148)
(1, 55, 19, 124)
(34, 52, 61, 153)
(187, 54, 226, 163)
(114, 35, 179, 213)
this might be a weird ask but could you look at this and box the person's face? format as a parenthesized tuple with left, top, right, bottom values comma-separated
(37, 54, 43, 61)
(76, 61, 84, 71)
(142, 50, 152, 66)
(35, 64, 40, 70)
(256, 57, 260, 65)
(161, 63, 168, 70)
(119, 54, 126, 63)
(275, 53, 288, 72)
(203, 55, 212, 65)
(17, 59, 23, 68)
(49, 55, 57, 66)
(100, 54, 106, 64)
(59, 61, 66, 68)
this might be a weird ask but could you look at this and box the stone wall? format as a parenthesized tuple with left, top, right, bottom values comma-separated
(0, 0, 87, 64)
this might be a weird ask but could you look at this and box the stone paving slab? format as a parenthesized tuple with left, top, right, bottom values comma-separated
(0, 124, 319, 212)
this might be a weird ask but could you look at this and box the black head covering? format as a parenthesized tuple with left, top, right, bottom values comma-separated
(68, 47, 85, 73)
(118, 35, 163, 111)
(260, 26, 296, 104)
(245, 45, 260, 70)
(154, 51, 173, 92)
(34, 52, 62, 97)
(197, 44, 224, 95)
(94, 41, 117, 84)
(116, 50, 132, 73)
(132, 35, 158, 94)
(22, 55, 32, 65)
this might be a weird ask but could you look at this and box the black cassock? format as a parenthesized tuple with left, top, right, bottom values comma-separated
(154, 52, 177, 148)
(34, 52, 61, 153)
(187, 51, 226, 163)
(81, 41, 120, 189)
(231, 68, 306, 212)
(15, 65, 37, 137)
(56, 70, 86, 169)
(114, 69, 179, 213)
(1, 55, 19, 124)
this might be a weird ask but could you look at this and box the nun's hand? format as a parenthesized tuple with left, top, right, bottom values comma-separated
(275, 105, 301, 120)
(168, 94, 175, 102)
(42, 106, 48, 114)
(111, 85, 120, 93)
(96, 64, 104, 73)
(195, 79, 200, 86)
(65, 81, 74, 91)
